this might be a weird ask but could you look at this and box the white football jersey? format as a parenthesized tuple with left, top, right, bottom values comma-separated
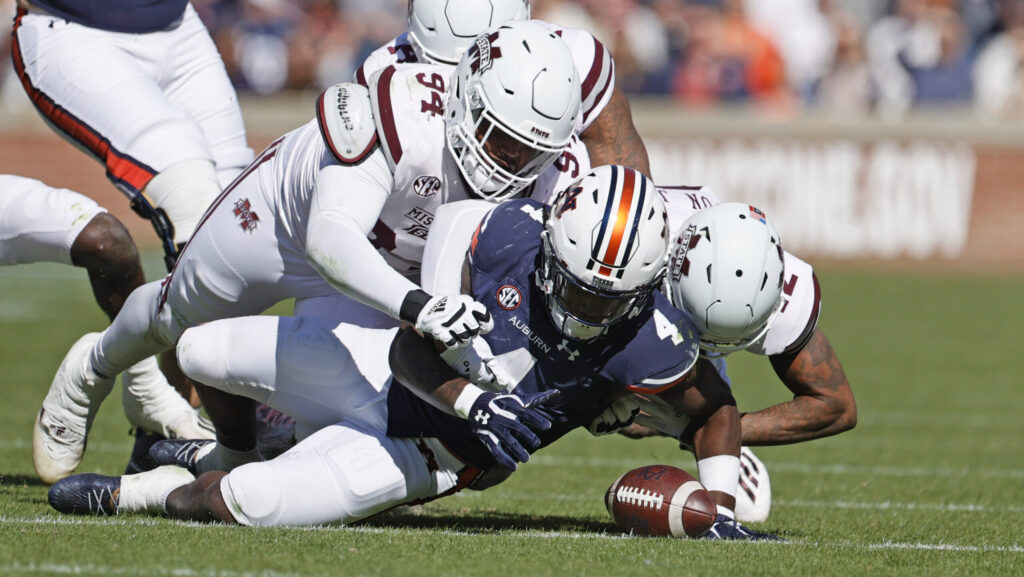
(659, 185, 821, 357)
(355, 21, 616, 137)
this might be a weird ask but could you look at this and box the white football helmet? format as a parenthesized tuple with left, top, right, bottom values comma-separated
(446, 20, 580, 201)
(408, 0, 531, 65)
(539, 166, 669, 341)
(668, 202, 786, 354)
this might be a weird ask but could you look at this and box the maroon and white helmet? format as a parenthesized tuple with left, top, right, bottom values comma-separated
(445, 20, 579, 201)
(668, 202, 785, 353)
(408, 0, 531, 65)
(539, 165, 669, 341)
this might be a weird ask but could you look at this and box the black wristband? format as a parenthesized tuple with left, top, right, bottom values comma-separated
(399, 289, 432, 323)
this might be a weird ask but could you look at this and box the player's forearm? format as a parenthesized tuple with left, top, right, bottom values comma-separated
(740, 394, 854, 445)
(307, 157, 418, 319)
(743, 328, 857, 445)
(388, 326, 467, 417)
(581, 87, 651, 177)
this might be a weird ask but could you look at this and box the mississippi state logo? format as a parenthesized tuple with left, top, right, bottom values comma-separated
(233, 198, 260, 233)
(413, 175, 441, 198)
(496, 285, 522, 310)
(669, 224, 699, 282)
(469, 31, 501, 74)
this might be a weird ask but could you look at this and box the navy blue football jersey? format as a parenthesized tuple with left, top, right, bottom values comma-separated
(387, 199, 700, 468)
(31, 0, 189, 33)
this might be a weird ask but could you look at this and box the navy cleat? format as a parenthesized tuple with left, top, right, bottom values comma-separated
(124, 428, 166, 475)
(148, 439, 213, 475)
(255, 404, 296, 460)
(48, 473, 121, 516)
(703, 514, 782, 541)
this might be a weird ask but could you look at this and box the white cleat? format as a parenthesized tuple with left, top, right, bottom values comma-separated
(121, 356, 215, 441)
(34, 333, 115, 485)
(735, 446, 772, 523)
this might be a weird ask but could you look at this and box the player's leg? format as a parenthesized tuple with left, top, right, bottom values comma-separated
(35, 166, 307, 482)
(68, 212, 145, 320)
(11, 10, 222, 267)
(164, 5, 253, 189)
(156, 315, 398, 473)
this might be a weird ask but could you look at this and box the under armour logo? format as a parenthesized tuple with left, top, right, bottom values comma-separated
(557, 339, 579, 361)
(474, 410, 491, 425)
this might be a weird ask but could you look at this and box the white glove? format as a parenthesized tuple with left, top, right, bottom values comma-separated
(587, 394, 641, 436)
(735, 446, 772, 523)
(441, 336, 516, 392)
(415, 294, 493, 347)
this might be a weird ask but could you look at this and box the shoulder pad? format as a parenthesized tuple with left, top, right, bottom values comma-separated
(316, 83, 378, 165)
(367, 66, 401, 170)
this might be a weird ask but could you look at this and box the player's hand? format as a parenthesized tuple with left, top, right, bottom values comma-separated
(415, 294, 493, 347)
(441, 337, 515, 392)
(587, 395, 641, 436)
(466, 389, 560, 471)
(703, 514, 782, 541)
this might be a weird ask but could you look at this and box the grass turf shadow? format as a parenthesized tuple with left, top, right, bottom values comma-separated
(359, 508, 620, 536)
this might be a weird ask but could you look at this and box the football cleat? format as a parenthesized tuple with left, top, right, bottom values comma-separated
(48, 473, 121, 516)
(121, 356, 216, 441)
(735, 446, 772, 523)
(148, 439, 214, 475)
(255, 404, 296, 460)
(34, 333, 115, 485)
(123, 428, 166, 475)
(703, 514, 782, 541)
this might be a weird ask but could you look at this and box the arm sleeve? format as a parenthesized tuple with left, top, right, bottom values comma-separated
(305, 150, 416, 319)
(420, 200, 495, 295)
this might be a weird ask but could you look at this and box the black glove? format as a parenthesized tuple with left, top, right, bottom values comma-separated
(466, 389, 560, 471)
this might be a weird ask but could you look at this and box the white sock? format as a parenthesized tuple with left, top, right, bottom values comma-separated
(119, 466, 196, 514)
(142, 159, 221, 245)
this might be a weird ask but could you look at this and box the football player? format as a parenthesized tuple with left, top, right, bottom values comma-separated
(47, 166, 776, 540)
(354, 0, 651, 176)
(590, 194, 857, 523)
(12, 0, 251, 464)
(32, 21, 584, 484)
(0, 175, 213, 472)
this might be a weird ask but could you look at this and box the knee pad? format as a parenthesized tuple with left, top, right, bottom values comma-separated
(220, 461, 282, 526)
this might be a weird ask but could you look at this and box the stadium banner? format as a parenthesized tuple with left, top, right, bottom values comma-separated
(647, 138, 976, 260)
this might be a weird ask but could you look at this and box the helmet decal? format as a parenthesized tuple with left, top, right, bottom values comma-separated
(592, 166, 646, 278)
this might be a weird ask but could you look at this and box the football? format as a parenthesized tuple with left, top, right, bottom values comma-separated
(605, 464, 717, 538)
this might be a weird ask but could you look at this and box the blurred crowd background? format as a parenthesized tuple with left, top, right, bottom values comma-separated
(3, 0, 1024, 119)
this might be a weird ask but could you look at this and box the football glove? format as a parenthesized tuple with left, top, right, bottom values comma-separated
(465, 389, 560, 471)
(587, 395, 641, 436)
(703, 514, 782, 541)
(440, 336, 516, 392)
(415, 294, 493, 347)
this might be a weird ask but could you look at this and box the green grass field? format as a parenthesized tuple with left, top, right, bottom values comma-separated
(0, 253, 1021, 577)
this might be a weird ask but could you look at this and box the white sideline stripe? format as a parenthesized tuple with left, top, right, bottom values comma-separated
(778, 499, 1024, 514)
(526, 454, 1024, 480)
(453, 490, 1024, 515)
(1, 516, 1021, 554)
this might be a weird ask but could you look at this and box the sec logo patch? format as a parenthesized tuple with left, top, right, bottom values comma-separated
(496, 285, 522, 310)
